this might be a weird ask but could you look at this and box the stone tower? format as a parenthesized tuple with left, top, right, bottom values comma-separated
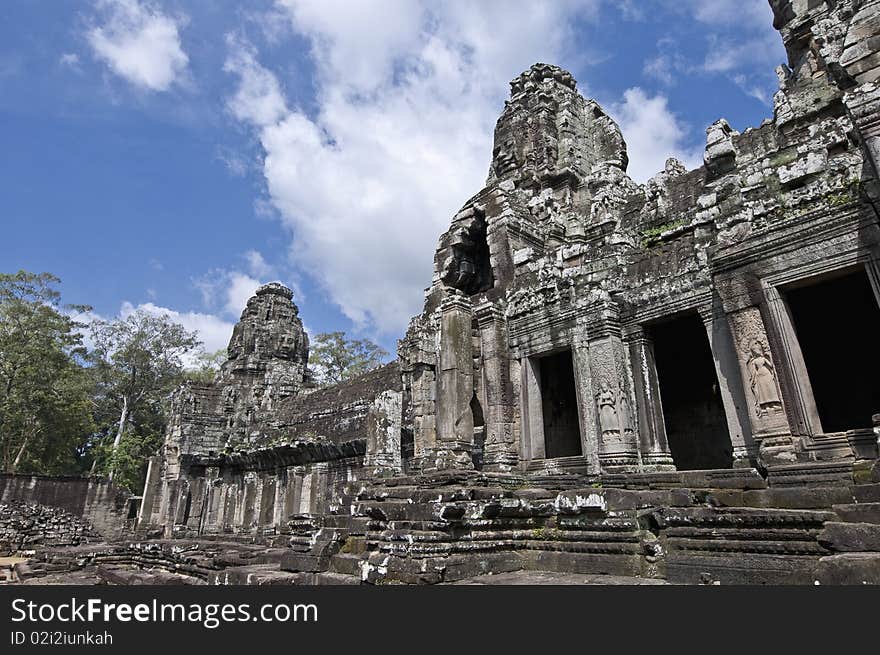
(161, 282, 309, 467)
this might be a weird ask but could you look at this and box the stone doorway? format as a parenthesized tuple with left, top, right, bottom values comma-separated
(538, 350, 582, 458)
(783, 268, 880, 432)
(651, 313, 733, 470)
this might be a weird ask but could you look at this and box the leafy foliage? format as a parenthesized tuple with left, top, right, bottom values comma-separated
(183, 348, 227, 384)
(308, 331, 389, 386)
(87, 309, 201, 490)
(0, 271, 94, 475)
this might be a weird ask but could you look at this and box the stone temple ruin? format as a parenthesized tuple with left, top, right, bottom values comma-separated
(6, 0, 880, 585)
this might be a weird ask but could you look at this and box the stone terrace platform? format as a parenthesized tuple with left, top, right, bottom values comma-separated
(12, 469, 880, 585)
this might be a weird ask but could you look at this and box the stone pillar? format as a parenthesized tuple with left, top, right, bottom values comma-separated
(271, 469, 285, 529)
(366, 389, 404, 474)
(520, 355, 545, 462)
(138, 455, 161, 527)
(432, 293, 475, 470)
(571, 337, 601, 474)
(475, 302, 518, 472)
(583, 304, 639, 471)
(622, 325, 674, 470)
(201, 466, 221, 533)
(759, 287, 821, 437)
(727, 295, 804, 466)
(844, 83, 880, 184)
(867, 260, 880, 308)
(698, 305, 757, 467)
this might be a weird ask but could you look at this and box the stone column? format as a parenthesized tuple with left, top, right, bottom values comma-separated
(698, 305, 757, 467)
(759, 287, 822, 436)
(844, 83, 880, 184)
(408, 365, 436, 470)
(432, 293, 475, 470)
(867, 260, 880, 308)
(622, 325, 674, 470)
(571, 337, 601, 474)
(727, 295, 804, 466)
(365, 390, 404, 474)
(138, 455, 161, 527)
(520, 355, 545, 462)
(200, 466, 221, 533)
(583, 303, 639, 471)
(475, 302, 518, 472)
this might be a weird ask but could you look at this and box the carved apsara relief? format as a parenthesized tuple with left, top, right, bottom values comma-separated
(728, 307, 785, 420)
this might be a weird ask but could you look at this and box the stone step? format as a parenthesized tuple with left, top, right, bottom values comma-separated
(653, 506, 835, 528)
(330, 552, 365, 577)
(818, 522, 880, 552)
(815, 553, 880, 585)
(313, 571, 361, 585)
(355, 500, 441, 522)
(832, 503, 880, 524)
(854, 484, 880, 503)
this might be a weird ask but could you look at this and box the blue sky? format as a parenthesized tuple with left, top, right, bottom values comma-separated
(0, 0, 786, 357)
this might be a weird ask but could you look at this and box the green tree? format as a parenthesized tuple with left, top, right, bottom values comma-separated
(0, 271, 94, 474)
(88, 310, 200, 488)
(183, 348, 227, 384)
(308, 331, 388, 386)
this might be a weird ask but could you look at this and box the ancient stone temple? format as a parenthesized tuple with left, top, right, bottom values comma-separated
(9, 0, 878, 586)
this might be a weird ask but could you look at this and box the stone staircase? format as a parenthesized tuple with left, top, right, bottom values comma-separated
(815, 483, 880, 584)
(273, 475, 880, 585)
(11, 477, 880, 585)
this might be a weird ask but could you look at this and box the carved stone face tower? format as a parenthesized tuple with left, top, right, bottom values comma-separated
(161, 282, 310, 466)
(220, 282, 309, 397)
(490, 62, 628, 186)
(217, 282, 310, 441)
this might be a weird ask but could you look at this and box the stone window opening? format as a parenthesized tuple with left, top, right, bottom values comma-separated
(650, 312, 733, 470)
(782, 267, 880, 432)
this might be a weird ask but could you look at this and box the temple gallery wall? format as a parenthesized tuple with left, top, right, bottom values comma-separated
(7, 0, 880, 586)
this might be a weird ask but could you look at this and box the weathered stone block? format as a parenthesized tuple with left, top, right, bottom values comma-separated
(818, 522, 880, 552)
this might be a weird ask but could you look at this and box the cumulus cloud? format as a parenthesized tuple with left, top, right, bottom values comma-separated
(244, 250, 275, 279)
(223, 34, 288, 125)
(67, 301, 234, 364)
(609, 87, 702, 181)
(87, 0, 189, 92)
(223, 1, 622, 335)
(120, 301, 234, 354)
(195, 268, 264, 318)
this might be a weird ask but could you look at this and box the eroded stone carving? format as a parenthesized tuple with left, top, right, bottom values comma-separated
(746, 339, 783, 417)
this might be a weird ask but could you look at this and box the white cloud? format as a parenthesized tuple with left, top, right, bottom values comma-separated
(609, 87, 702, 182)
(225, 0, 606, 335)
(120, 301, 234, 354)
(195, 268, 264, 318)
(244, 250, 274, 279)
(59, 53, 81, 69)
(686, 0, 783, 75)
(87, 0, 189, 92)
(223, 34, 288, 125)
(687, 0, 771, 28)
(643, 55, 675, 86)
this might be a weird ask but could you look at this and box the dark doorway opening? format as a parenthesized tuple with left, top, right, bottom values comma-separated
(539, 350, 582, 458)
(784, 268, 880, 432)
(651, 313, 733, 470)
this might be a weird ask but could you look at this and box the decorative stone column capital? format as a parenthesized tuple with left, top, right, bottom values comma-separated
(440, 291, 472, 315)
(474, 300, 505, 327)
